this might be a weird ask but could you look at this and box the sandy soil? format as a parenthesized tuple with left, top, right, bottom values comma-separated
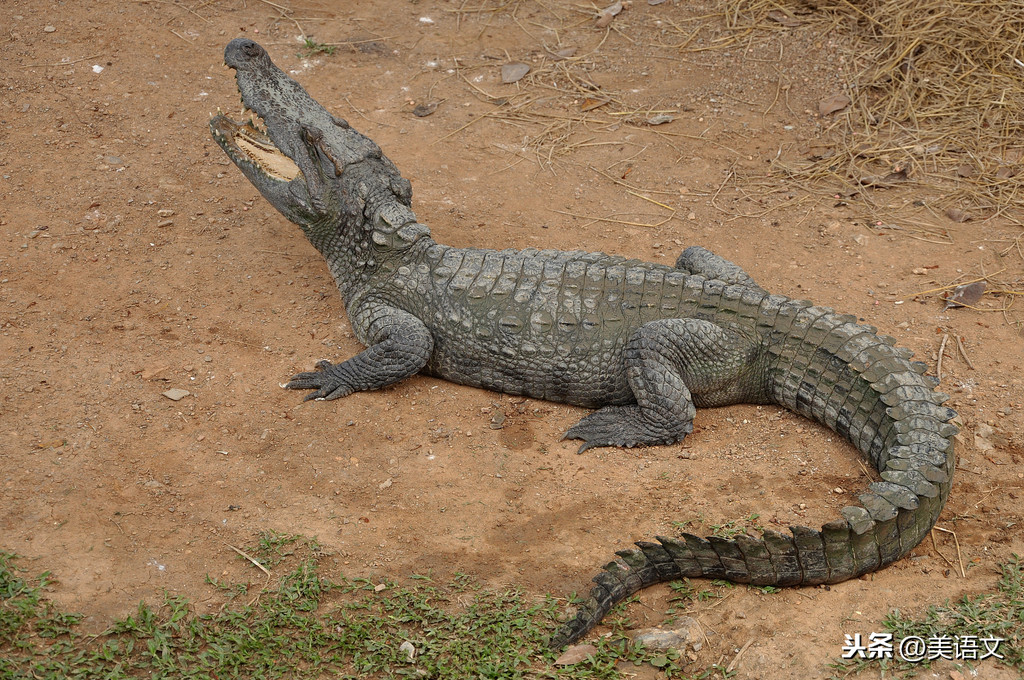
(2, 1, 1022, 677)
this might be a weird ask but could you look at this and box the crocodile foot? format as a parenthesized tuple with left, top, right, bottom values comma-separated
(284, 360, 356, 401)
(564, 405, 692, 453)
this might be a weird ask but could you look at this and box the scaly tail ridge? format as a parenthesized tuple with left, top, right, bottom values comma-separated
(550, 296, 956, 648)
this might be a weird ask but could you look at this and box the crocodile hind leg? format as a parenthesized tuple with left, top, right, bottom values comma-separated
(674, 245, 765, 293)
(564, 318, 759, 452)
(285, 303, 434, 400)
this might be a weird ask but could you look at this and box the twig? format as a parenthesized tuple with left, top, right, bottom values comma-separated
(22, 53, 101, 68)
(932, 526, 966, 578)
(552, 209, 675, 228)
(930, 528, 957, 572)
(972, 487, 1000, 508)
(431, 109, 502, 145)
(626, 190, 674, 211)
(726, 638, 755, 673)
(589, 165, 677, 195)
(954, 335, 975, 370)
(225, 543, 272, 577)
(937, 333, 949, 382)
(856, 459, 874, 481)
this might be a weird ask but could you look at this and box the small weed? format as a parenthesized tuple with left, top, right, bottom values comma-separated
(301, 38, 336, 56)
(1, 540, 732, 679)
(709, 514, 762, 539)
(829, 555, 1024, 676)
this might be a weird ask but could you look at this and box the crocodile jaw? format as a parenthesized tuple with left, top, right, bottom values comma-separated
(210, 38, 335, 224)
(210, 115, 300, 183)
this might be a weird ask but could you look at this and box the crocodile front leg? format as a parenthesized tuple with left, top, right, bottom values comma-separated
(565, 318, 759, 452)
(286, 302, 434, 400)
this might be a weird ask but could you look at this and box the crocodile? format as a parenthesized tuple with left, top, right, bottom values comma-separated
(209, 38, 958, 649)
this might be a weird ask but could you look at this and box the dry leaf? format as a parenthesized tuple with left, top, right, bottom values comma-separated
(955, 163, 978, 178)
(581, 98, 609, 112)
(595, 1, 623, 28)
(859, 167, 908, 188)
(645, 114, 674, 125)
(550, 47, 577, 60)
(767, 10, 803, 27)
(501, 62, 530, 84)
(554, 644, 599, 665)
(412, 101, 438, 117)
(945, 207, 973, 222)
(818, 93, 851, 116)
(944, 281, 985, 310)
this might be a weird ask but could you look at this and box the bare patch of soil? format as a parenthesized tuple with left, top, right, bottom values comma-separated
(2, 1, 1022, 677)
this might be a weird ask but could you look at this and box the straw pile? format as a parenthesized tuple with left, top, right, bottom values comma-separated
(723, 0, 1024, 219)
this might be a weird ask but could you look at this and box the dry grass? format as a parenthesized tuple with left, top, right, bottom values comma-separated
(718, 0, 1024, 221)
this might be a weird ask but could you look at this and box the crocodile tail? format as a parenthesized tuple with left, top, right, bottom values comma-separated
(550, 296, 957, 649)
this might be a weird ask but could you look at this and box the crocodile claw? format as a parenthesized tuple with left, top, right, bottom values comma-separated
(564, 405, 693, 453)
(284, 360, 355, 401)
(565, 406, 649, 452)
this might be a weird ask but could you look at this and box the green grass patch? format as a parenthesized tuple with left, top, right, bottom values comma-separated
(829, 555, 1024, 677)
(0, 536, 733, 679)
(300, 39, 336, 57)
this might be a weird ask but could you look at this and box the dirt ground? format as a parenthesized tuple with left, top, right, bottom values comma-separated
(2, 1, 1023, 677)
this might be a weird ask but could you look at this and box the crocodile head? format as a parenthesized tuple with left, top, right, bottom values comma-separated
(209, 38, 386, 229)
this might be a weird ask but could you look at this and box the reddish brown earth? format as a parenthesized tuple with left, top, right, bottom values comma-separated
(2, 1, 1022, 677)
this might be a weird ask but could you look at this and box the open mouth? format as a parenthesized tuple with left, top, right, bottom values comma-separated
(210, 108, 301, 182)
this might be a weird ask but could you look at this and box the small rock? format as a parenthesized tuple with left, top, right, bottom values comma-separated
(399, 640, 416, 662)
(373, 583, 387, 592)
(161, 388, 190, 401)
(645, 114, 673, 125)
(501, 63, 530, 84)
(631, 617, 703, 652)
(412, 101, 438, 117)
(44, 25, 56, 33)
(378, 478, 393, 490)
(157, 209, 174, 217)
(489, 411, 506, 429)
(554, 644, 598, 665)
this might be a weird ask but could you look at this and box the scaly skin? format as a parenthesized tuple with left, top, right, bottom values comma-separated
(210, 39, 957, 649)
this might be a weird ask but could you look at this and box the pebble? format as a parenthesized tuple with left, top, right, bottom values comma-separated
(554, 644, 598, 665)
(161, 388, 190, 401)
(631, 617, 703, 651)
